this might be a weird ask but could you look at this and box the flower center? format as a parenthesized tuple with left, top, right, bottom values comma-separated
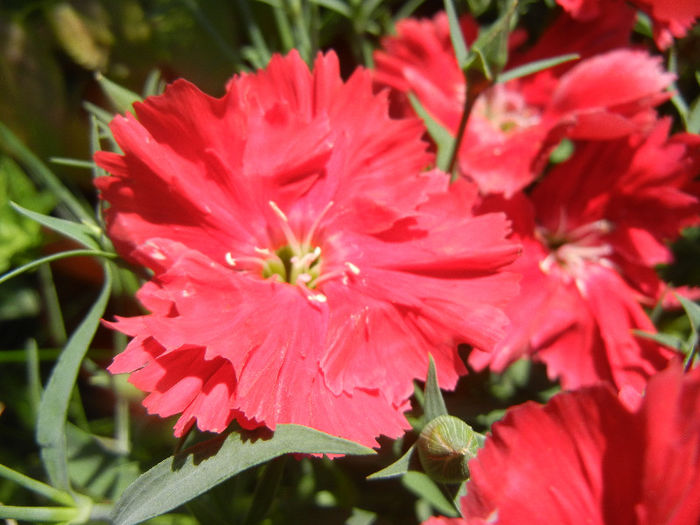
(262, 243, 323, 287)
(537, 219, 614, 278)
(224, 201, 361, 301)
(476, 84, 540, 134)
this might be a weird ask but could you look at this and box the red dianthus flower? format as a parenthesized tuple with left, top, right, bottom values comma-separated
(426, 362, 700, 524)
(469, 120, 699, 392)
(95, 51, 520, 447)
(373, 9, 673, 196)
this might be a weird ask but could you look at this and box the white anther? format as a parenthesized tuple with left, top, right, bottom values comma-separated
(344, 262, 360, 275)
(225, 252, 236, 266)
(254, 247, 271, 255)
(307, 293, 327, 303)
(268, 200, 288, 222)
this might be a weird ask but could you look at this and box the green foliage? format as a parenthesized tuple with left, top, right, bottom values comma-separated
(111, 425, 375, 525)
(0, 157, 55, 273)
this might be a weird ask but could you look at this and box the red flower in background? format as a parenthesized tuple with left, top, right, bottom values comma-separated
(427, 363, 700, 525)
(556, 0, 700, 49)
(95, 51, 520, 446)
(373, 9, 673, 196)
(469, 121, 699, 392)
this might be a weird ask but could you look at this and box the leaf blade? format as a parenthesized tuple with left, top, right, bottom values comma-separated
(424, 355, 448, 422)
(10, 202, 101, 250)
(112, 425, 374, 525)
(36, 263, 113, 490)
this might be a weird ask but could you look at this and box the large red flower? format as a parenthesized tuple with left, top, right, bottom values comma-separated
(469, 120, 699, 392)
(95, 51, 520, 447)
(427, 363, 700, 524)
(373, 9, 673, 196)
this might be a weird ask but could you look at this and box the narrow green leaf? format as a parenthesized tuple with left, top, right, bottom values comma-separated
(36, 263, 113, 490)
(394, 0, 427, 21)
(142, 69, 166, 98)
(95, 73, 143, 114)
(407, 93, 454, 172)
(235, 0, 272, 66)
(424, 355, 448, 422)
(367, 444, 416, 480)
(498, 53, 579, 83)
(0, 249, 115, 286)
(0, 122, 95, 225)
(0, 464, 74, 506)
(633, 330, 686, 352)
(180, 0, 239, 63)
(687, 95, 700, 134)
(10, 202, 100, 250)
(49, 158, 96, 170)
(111, 425, 374, 525)
(82, 101, 115, 126)
(401, 471, 459, 517)
(346, 507, 377, 525)
(443, 0, 469, 68)
(310, 0, 352, 18)
(677, 295, 700, 360)
(26, 339, 42, 421)
(677, 295, 700, 337)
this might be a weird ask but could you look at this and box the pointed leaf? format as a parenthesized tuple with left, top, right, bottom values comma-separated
(677, 295, 700, 336)
(95, 73, 142, 114)
(10, 202, 101, 249)
(633, 330, 686, 352)
(424, 355, 448, 422)
(111, 425, 374, 525)
(367, 444, 416, 480)
(36, 263, 113, 490)
(407, 93, 454, 172)
(443, 0, 468, 69)
(469, 0, 518, 78)
(0, 249, 115, 286)
(498, 53, 580, 83)
(401, 471, 459, 517)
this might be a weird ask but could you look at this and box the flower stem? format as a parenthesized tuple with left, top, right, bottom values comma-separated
(448, 74, 491, 182)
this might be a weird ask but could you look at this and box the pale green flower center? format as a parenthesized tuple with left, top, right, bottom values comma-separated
(262, 243, 323, 287)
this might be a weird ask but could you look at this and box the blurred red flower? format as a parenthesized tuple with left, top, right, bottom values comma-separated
(373, 9, 673, 196)
(427, 362, 700, 525)
(95, 51, 520, 446)
(469, 120, 700, 392)
(556, 0, 700, 49)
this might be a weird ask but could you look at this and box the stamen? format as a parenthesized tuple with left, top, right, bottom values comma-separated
(345, 262, 360, 275)
(567, 220, 613, 242)
(268, 200, 288, 222)
(225, 252, 270, 269)
(307, 293, 327, 303)
(303, 201, 334, 247)
(269, 200, 301, 253)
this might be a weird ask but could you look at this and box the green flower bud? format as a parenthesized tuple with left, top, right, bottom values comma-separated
(417, 415, 480, 484)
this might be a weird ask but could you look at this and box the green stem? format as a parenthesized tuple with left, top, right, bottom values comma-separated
(0, 505, 79, 522)
(0, 465, 74, 506)
(447, 75, 490, 182)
